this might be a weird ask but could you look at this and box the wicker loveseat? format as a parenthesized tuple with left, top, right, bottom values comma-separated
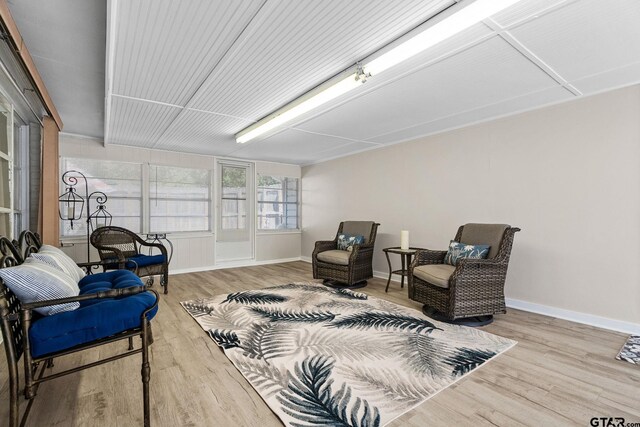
(312, 221, 380, 288)
(408, 223, 520, 325)
(90, 226, 169, 294)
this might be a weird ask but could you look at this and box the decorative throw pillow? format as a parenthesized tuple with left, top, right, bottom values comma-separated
(34, 244, 86, 283)
(0, 258, 80, 315)
(337, 234, 365, 251)
(444, 241, 490, 266)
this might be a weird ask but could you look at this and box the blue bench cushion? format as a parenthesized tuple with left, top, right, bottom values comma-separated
(29, 269, 157, 358)
(79, 269, 141, 289)
(103, 254, 166, 270)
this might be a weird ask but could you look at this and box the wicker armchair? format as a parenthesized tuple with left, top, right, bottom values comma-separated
(312, 221, 380, 288)
(408, 223, 520, 326)
(90, 226, 169, 294)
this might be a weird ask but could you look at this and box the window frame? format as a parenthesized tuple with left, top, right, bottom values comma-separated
(256, 174, 301, 232)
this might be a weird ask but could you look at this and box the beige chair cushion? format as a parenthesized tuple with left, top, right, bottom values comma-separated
(460, 223, 509, 259)
(316, 250, 351, 266)
(341, 221, 375, 243)
(413, 264, 456, 288)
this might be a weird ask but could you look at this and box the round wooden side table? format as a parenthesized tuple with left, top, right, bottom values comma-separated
(382, 247, 423, 292)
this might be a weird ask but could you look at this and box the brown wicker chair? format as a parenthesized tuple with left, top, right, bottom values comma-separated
(312, 221, 380, 288)
(90, 226, 169, 294)
(408, 223, 520, 326)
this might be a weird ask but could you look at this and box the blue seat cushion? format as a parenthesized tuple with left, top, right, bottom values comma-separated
(103, 254, 166, 270)
(29, 291, 158, 358)
(79, 269, 142, 290)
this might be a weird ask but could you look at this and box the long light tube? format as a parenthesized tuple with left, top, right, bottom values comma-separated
(235, 0, 522, 143)
(236, 72, 362, 143)
(365, 0, 522, 75)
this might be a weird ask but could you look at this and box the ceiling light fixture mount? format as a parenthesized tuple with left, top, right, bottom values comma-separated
(234, 0, 523, 144)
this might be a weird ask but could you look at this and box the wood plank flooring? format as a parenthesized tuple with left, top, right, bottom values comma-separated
(1, 261, 638, 426)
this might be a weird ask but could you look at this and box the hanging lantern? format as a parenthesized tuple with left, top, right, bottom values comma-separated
(89, 204, 113, 231)
(58, 187, 84, 229)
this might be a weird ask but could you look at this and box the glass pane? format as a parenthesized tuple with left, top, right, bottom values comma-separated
(221, 166, 247, 230)
(0, 212, 9, 237)
(60, 158, 142, 237)
(149, 165, 210, 232)
(222, 166, 246, 199)
(150, 200, 209, 232)
(257, 175, 299, 230)
(150, 165, 209, 199)
(0, 97, 10, 155)
(0, 158, 10, 209)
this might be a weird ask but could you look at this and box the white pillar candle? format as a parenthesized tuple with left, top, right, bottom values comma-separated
(400, 230, 409, 250)
(67, 205, 74, 219)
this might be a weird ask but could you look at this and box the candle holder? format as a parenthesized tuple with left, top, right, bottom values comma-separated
(59, 170, 112, 262)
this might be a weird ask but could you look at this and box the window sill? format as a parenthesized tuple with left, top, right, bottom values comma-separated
(256, 230, 302, 236)
(60, 231, 215, 244)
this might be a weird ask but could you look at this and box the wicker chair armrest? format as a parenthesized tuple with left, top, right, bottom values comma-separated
(348, 244, 372, 262)
(93, 244, 127, 267)
(456, 257, 501, 267)
(313, 240, 336, 254)
(135, 239, 168, 258)
(21, 285, 152, 311)
(411, 249, 447, 269)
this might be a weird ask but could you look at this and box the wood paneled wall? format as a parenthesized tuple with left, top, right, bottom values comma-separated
(40, 117, 59, 245)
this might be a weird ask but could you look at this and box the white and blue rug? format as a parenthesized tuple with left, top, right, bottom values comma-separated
(182, 283, 516, 426)
(616, 335, 640, 365)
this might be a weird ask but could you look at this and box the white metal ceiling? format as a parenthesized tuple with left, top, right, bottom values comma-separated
(101, 0, 640, 164)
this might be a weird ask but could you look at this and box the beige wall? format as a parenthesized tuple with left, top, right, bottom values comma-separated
(302, 85, 640, 326)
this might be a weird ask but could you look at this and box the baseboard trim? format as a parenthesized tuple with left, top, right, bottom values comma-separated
(170, 257, 302, 275)
(505, 298, 640, 335)
(288, 258, 640, 334)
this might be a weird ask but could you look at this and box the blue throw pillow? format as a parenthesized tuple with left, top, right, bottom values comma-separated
(337, 234, 365, 251)
(444, 241, 490, 266)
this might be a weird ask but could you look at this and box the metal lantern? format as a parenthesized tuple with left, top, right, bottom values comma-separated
(89, 204, 112, 231)
(59, 170, 111, 263)
(58, 186, 84, 229)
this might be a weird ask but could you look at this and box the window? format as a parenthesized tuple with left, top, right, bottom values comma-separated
(0, 92, 12, 237)
(149, 165, 210, 232)
(257, 175, 299, 230)
(221, 165, 248, 230)
(60, 158, 142, 237)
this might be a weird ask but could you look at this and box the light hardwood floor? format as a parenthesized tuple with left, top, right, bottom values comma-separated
(1, 261, 638, 426)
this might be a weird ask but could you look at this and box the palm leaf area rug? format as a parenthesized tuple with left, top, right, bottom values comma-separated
(181, 283, 516, 427)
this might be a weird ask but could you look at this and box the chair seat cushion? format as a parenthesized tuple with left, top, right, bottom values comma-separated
(78, 270, 142, 289)
(29, 290, 158, 358)
(316, 250, 351, 266)
(78, 270, 145, 306)
(413, 264, 456, 288)
(104, 254, 166, 270)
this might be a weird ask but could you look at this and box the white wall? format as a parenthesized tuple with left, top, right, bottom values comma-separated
(58, 134, 301, 272)
(301, 85, 640, 329)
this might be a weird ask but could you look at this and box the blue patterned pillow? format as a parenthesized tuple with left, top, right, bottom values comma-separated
(337, 234, 365, 251)
(0, 258, 80, 315)
(444, 241, 490, 266)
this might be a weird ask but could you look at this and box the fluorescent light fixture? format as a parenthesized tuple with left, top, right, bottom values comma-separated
(365, 0, 522, 75)
(235, 0, 522, 143)
(236, 72, 363, 143)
